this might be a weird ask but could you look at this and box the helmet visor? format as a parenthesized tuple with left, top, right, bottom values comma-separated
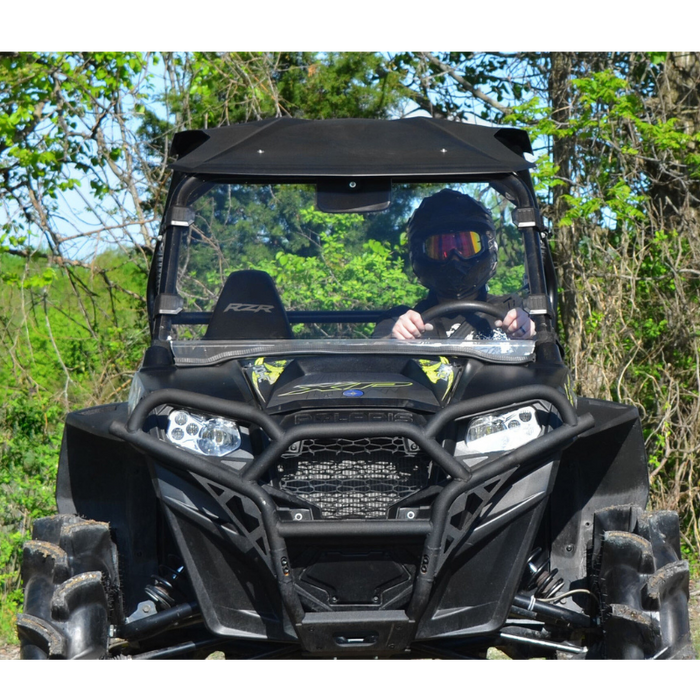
(423, 230, 483, 261)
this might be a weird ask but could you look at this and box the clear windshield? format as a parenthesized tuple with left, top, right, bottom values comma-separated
(169, 181, 534, 361)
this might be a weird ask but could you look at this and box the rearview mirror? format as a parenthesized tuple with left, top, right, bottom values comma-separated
(316, 178, 392, 213)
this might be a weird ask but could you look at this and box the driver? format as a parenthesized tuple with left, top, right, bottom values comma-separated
(374, 189, 536, 340)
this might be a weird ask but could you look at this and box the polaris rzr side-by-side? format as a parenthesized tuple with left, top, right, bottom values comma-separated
(17, 118, 695, 659)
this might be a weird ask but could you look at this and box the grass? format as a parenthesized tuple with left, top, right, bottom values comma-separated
(0, 598, 19, 646)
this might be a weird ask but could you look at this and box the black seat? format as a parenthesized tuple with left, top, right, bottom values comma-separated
(204, 270, 293, 340)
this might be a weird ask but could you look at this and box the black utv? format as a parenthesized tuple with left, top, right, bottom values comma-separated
(17, 118, 695, 659)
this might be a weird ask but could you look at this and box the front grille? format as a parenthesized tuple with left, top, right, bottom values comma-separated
(277, 437, 432, 519)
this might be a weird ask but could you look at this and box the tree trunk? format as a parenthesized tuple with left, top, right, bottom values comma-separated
(548, 53, 578, 353)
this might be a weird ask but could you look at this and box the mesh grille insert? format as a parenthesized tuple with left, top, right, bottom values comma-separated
(277, 437, 431, 519)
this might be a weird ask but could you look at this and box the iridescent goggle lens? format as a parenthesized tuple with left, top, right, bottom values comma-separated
(424, 230, 483, 261)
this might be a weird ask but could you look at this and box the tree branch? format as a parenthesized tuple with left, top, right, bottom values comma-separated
(419, 52, 514, 116)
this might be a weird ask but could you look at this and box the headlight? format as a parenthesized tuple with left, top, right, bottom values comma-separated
(463, 406, 542, 454)
(166, 410, 241, 457)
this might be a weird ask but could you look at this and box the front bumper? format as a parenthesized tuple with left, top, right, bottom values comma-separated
(110, 385, 594, 655)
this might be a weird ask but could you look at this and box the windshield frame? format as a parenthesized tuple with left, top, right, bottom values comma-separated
(148, 172, 556, 361)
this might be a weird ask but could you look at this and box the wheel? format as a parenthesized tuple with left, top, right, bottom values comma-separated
(591, 505, 695, 659)
(16, 514, 121, 659)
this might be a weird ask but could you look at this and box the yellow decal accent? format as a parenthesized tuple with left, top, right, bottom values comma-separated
(418, 357, 455, 400)
(253, 357, 290, 399)
(253, 357, 289, 386)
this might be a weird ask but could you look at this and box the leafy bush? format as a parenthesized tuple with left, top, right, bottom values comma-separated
(255, 230, 425, 337)
(0, 395, 64, 642)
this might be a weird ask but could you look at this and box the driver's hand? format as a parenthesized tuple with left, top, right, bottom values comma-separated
(496, 308, 536, 339)
(391, 310, 434, 339)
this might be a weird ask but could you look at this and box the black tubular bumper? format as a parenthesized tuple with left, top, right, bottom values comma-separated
(109, 385, 595, 653)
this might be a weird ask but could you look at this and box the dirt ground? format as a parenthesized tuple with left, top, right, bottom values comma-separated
(0, 642, 19, 660)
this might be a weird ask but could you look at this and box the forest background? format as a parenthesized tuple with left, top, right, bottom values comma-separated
(2, 50, 700, 642)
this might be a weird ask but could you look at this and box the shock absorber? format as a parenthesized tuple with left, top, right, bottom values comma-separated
(145, 564, 186, 611)
(523, 547, 565, 599)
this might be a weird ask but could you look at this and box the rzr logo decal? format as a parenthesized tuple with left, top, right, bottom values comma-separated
(279, 381, 413, 397)
(224, 303, 274, 313)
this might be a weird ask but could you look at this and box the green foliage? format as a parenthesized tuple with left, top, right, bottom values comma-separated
(0, 251, 149, 404)
(390, 51, 527, 124)
(0, 248, 149, 641)
(411, 53, 700, 549)
(257, 229, 424, 337)
(0, 52, 148, 236)
(138, 52, 406, 157)
(489, 264, 526, 297)
(177, 182, 435, 321)
(646, 49, 670, 64)
(0, 251, 146, 642)
(275, 52, 405, 120)
(682, 545, 700, 581)
(0, 395, 64, 643)
(541, 62, 700, 548)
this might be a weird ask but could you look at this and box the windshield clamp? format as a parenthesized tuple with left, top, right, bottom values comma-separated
(524, 294, 552, 317)
(512, 207, 544, 231)
(169, 206, 195, 228)
(155, 293, 184, 316)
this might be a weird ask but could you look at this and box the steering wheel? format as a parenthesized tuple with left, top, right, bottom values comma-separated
(420, 300, 506, 323)
(421, 301, 507, 338)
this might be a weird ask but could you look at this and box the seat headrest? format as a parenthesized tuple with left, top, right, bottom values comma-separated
(204, 270, 293, 340)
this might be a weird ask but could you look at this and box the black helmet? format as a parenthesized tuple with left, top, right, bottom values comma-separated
(407, 189, 498, 299)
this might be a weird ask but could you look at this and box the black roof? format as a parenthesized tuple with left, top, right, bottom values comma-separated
(169, 117, 534, 178)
